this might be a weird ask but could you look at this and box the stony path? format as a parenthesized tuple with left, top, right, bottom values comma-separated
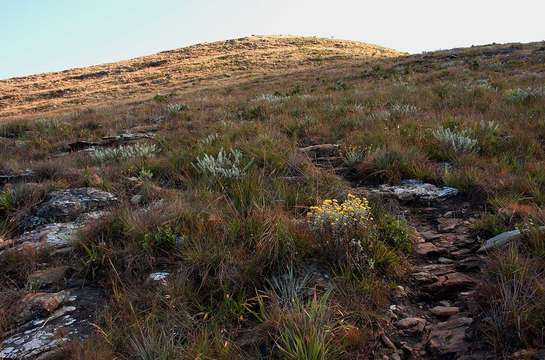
(369, 197, 490, 359)
(301, 144, 493, 359)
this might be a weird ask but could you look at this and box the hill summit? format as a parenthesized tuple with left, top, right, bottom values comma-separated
(0, 36, 402, 118)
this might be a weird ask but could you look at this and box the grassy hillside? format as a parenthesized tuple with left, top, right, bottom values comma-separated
(0, 36, 401, 118)
(1, 38, 545, 359)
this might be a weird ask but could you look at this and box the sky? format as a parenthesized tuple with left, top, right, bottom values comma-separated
(1, 0, 545, 79)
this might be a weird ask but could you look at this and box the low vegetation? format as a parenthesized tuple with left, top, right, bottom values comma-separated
(1, 38, 545, 358)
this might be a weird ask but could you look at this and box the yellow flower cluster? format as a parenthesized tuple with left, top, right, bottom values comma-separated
(307, 194, 373, 231)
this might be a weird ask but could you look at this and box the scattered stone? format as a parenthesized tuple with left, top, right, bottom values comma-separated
(411, 272, 438, 284)
(430, 306, 459, 318)
(299, 143, 340, 155)
(456, 257, 483, 272)
(478, 227, 545, 252)
(66, 132, 155, 152)
(427, 317, 473, 356)
(419, 230, 442, 241)
(437, 217, 463, 232)
(16, 291, 70, 324)
(371, 180, 459, 202)
(27, 266, 70, 289)
(148, 272, 170, 282)
(424, 272, 476, 299)
(437, 257, 454, 264)
(396, 317, 426, 331)
(415, 242, 442, 257)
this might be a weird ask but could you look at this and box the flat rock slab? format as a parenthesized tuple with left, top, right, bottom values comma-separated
(371, 180, 459, 202)
(415, 242, 443, 257)
(424, 272, 476, 299)
(430, 306, 460, 318)
(4, 212, 105, 255)
(0, 288, 102, 360)
(33, 187, 117, 224)
(0, 170, 34, 185)
(427, 317, 473, 356)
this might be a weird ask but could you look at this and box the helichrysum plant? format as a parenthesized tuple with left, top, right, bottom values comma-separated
(167, 103, 188, 114)
(307, 194, 373, 234)
(90, 143, 158, 163)
(433, 127, 478, 153)
(505, 86, 545, 103)
(193, 148, 253, 179)
(307, 194, 376, 272)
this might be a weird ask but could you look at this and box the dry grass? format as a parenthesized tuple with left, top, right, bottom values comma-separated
(2, 37, 545, 358)
(0, 35, 401, 119)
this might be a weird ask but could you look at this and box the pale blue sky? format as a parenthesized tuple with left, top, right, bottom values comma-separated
(2, 0, 545, 79)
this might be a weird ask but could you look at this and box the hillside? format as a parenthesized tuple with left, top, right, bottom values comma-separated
(1, 38, 545, 359)
(0, 36, 401, 118)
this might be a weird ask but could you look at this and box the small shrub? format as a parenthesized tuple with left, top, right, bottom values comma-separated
(307, 194, 376, 273)
(193, 148, 253, 180)
(253, 93, 289, 103)
(505, 86, 545, 103)
(433, 127, 478, 153)
(342, 145, 365, 167)
(141, 225, 179, 251)
(166, 103, 188, 114)
(90, 143, 158, 163)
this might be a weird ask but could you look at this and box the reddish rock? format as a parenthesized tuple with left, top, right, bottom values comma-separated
(427, 317, 473, 356)
(396, 317, 426, 331)
(411, 272, 438, 284)
(415, 242, 442, 256)
(430, 306, 459, 317)
(27, 266, 70, 289)
(424, 272, 476, 298)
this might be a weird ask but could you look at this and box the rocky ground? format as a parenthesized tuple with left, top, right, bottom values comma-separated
(303, 144, 493, 359)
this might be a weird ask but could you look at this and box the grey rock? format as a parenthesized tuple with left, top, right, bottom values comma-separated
(0, 288, 101, 359)
(0, 169, 34, 185)
(372, 180, 458, 202)
(478, 227, 545, 252)
(33, 187, 116, 224)
(6, 212, 105, 255)
(148, 272, 170, 282)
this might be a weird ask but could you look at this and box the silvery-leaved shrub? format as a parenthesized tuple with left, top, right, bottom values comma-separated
(90, 143, 158, 163)
(193, 148, 252, 179)
(479, 120, 500, 134)
(199, 133, 220, 145)
(505, 86, 545, 103)
(253, 93, 289, 103)
(167, 103, 188, 114)
(390, 103, 418, 116)
(433, 127, 478, 153)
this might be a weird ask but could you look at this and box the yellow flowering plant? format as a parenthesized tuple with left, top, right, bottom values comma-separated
(307, 194, 376, 273)
(306, 194, 373, 234)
